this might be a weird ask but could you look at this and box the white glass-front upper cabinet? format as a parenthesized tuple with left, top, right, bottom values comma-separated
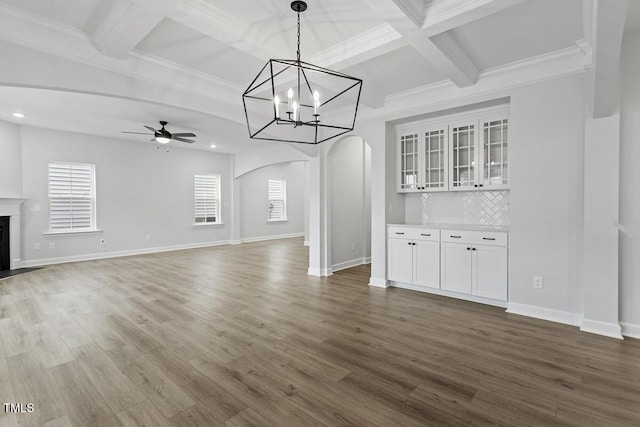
(422, 126, 448, 191)
(449, 121, 477, 191)
(397, 123, 448, 193)
(481, 117, 509, 190)
(398, 129, 419, 191)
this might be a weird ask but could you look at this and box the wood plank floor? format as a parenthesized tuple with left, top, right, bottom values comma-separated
(1, 237, 639, 426)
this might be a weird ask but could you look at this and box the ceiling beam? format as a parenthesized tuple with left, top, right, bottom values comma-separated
(585, 0, 628, 118)
(421, 0, 527, 36)
(171, 0, 285, 61)
(426, 30, 479, 87)
(86, 0, 172, 59)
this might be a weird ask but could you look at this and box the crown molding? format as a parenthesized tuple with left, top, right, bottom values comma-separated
(358, 41, 591, 122)
(394, 0, 426, 28)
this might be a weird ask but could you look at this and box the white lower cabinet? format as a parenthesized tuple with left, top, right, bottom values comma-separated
(387, 227, 440, 289)
(440, 242, 472, 294)
(413, 240, 440, 289)
(388, 226, 508, 306)
(387, 237, 414, 284)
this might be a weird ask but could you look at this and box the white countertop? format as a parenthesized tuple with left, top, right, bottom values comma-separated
(388, 223, 510, 232)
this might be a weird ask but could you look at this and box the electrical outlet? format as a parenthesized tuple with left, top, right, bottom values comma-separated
(49, 242, 55, 249)
(388, 203, 393, 213)
(533, 276, 544, 289)
(145, 234, 151, 242)
(351, 243, 355, 252)
(33, 204, 40, 212)
(34, 243, 40, 251)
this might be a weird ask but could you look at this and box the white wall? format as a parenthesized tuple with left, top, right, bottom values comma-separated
(237, 161, 305, 241)
(620, 31, 640, 329)
(0, 119, 22, 198)
(20, 126, 232, 265)
(329, 136, 371, 270)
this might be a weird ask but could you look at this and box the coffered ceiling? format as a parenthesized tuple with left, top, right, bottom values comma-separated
(0, 0, 635, 153)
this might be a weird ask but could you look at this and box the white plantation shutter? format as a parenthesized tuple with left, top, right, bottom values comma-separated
(194, 174, 220, 223)
(268, 179, 286, 221)
(48, 162, 96, 231)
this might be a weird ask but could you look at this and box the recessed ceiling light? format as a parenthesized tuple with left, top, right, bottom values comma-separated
(210, 144, 217, 148)
(12, 112, 25, 118)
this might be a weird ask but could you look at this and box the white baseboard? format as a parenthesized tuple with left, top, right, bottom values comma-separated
(20, 240, 232, 268)
(393, 282, 507, 308)
(506, 302, 583, 327)
(621, 322, 640, 339)
(363, 257, 371, 264)
(303, 240, 309, 246)
(240, 232, 304, 244)
(307, 267, 333, 277)
(368, 277, 389, 288)
(230, 240, 242, 245)
(581, 319, 623, 340)
(332, 257, 369, 272)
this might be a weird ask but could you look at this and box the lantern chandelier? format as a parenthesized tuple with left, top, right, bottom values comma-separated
(242, 0, 363, 144)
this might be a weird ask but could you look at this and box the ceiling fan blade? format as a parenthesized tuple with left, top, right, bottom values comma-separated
(172, 132, 197, 138)
(122, 131, 153, 135)
(144, 125, 158, 133)
(173, 136, 195, 143)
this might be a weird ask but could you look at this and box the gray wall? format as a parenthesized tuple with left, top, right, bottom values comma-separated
(238, 161, 305, 241)
(19, 126, 232, 264)
(508, 74, 585, 315)
(0, 120, 22, 198)
(620, 31, 640, 327)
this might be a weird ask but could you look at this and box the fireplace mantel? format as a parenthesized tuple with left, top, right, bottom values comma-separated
(0, 198, 24, 270)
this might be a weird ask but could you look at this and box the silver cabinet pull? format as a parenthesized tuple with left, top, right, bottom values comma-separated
(482, 237, 496, 241)
(420, 233, 431, 237)
(395, 232, 405, 235)
(450, 235, 462, 238)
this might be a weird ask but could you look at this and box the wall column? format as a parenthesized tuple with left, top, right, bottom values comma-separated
(307, 149, 331, 276)
(581, 113, 623, 338)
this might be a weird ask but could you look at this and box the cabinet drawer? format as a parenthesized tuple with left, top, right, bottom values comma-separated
(388, 227, 440, 241)
(441, 230, 508, 246)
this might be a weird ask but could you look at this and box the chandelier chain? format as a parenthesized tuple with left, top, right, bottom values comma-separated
(296, 11, 301, 62)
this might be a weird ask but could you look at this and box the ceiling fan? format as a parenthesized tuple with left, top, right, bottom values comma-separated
(122, 121, 197, 144)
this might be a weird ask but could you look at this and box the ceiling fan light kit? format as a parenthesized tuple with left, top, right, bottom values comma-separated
(242, 1, 363, 144)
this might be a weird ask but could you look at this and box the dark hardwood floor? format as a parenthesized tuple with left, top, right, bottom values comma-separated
(1, 237, 639, 426)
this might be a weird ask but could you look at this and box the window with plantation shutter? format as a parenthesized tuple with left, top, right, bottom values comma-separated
(194, 174, 220, 224)
(268, 179, 287, 221)
(48, 162, 96, 232)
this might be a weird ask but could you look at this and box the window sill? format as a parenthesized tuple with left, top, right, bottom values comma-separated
(192, 222, 224, 227)
(267, 219, 288, 223)
(44, 229, 103, 237)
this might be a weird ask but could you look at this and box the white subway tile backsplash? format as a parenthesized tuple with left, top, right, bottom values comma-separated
(405, 191, 510, 226)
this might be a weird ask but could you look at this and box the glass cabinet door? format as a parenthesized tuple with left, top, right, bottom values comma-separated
(450, 124, 475, 189)
(399, 132, 419, 190)
(482, 118, 508, 188)
(423, 128, 447, 190)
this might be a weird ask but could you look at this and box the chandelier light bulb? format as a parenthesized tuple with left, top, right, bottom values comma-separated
(313, 90, 320, 115)
(287, 88, 294, 111)
(274, 95, 280, 119)
(292, 101, 298, 121)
